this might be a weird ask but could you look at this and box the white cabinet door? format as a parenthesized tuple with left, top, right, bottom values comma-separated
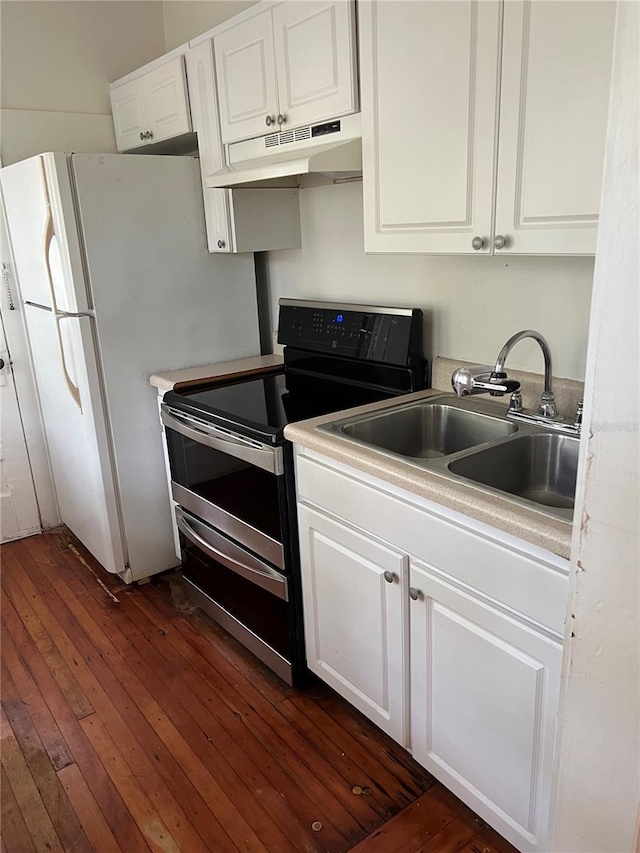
(214, 10, 278, 144)
(410, 560, 562, 852)
(185, 42, 233, 253)
(298, 505, 408, 744)
(110, 78, 147, 152)
(360, 0, 501, 254)
(142, 56, 192, 144)
(272, 0, 357, 131)
(494, 1, 616, 255)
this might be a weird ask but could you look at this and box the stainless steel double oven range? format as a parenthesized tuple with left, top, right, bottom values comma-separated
(161, 300, 427, 685)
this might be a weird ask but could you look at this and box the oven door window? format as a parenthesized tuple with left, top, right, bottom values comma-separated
(164, 421, 284, 567)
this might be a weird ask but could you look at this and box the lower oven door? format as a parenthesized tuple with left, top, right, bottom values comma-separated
(161, 404, 285, 569)
(176, 507, 294, 684)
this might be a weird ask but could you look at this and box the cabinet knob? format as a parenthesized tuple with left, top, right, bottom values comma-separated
(471, 236, 484, 251)
(409, 587, 422, 601)
(140, 132, 145, 141)
(383, 571, 397, 584)
(494, 234, 507, 250)
(0, 358, 5, 370)
(277, 114, 285, 126)
(147, 131, 153, 140)
(217, 240, 225, 249)
(265, 115, 274, 127)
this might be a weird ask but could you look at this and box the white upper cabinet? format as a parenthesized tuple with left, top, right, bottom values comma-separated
(360, 0, 615, 255)
(360, 0, 501, 255)
(215, 0, 358, 145)
(272, 0, 358, 131)
(494, 0, 616, 255)
(185, 40, 301, 254)
(110, 78, 147, 152)
(111, 54, 191, 152)
(185, 41, 233, 252)
(214, 10, 279, 144)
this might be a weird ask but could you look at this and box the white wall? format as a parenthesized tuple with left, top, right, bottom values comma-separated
(163, 0, 259, 50)
(0, 0, 166, 164)
(265, 181, 594, 380)
(550, 2, 639, 849)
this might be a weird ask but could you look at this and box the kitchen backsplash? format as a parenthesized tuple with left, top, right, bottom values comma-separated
(265, 181, 594, 382)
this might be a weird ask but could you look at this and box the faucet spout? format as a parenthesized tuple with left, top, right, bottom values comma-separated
(493, 330, 555, 417)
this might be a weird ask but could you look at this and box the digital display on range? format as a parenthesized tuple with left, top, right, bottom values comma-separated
(278, 303, 417, 366)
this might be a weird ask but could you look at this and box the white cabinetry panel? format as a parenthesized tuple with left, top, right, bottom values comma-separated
(298, 505, 408, 744)
(110, 55, 191, 152)
(142, 57, 191, 143)
(214, 10, 278, 144)
(185, 41, 233, 252)
(494, 0, 616, 254)
(410, 561, 562, 851)
(360, 0, 501, 254)
(110, 78, 147, 152)
(272, 0, 358, 130)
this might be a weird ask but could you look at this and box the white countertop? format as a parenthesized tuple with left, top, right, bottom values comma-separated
(149, 354, 284, 392)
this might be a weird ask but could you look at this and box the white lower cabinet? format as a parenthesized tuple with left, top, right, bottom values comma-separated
(295, 449, 568, 853)
(409, 560, 562, 850)
(298, 505, 408, 744)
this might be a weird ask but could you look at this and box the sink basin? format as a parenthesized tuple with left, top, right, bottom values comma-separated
(448, 433, 579, 510)
(337, 403, 518, 459)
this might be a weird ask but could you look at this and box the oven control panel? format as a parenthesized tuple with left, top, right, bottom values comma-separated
(278, 301, 423, 366)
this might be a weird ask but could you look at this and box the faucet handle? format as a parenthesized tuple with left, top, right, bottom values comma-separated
(574, 400, 584, 428)
(538, 390, 557, 419)
(508, 390, 523, 412)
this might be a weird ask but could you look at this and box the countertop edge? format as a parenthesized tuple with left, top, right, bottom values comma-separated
(150, 354, 284, 392)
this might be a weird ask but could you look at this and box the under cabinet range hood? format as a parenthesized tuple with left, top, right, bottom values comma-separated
(206, 113, 362, 189)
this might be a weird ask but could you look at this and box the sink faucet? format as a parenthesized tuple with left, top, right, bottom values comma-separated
(451, 330, 580, 435)
(493, 330, 556, 418)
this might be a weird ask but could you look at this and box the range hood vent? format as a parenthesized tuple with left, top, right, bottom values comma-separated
(206, 113, 362, 189)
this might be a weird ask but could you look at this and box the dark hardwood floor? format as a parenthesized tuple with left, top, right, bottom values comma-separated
(1, 529, 517, 853)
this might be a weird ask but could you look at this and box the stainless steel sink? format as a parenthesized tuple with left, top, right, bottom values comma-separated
(318, 393, 581, 520)
(337, 403, 518, 459)
(448, 433, 579, 510)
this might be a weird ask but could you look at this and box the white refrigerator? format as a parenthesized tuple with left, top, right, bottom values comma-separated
(1, 152, 260, 582)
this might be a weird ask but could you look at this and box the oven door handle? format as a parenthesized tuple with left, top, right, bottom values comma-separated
(176, 508, 289, 601)
(161, 405, 283, 475)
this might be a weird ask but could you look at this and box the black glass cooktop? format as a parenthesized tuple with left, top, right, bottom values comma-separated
(164, 369, 393, 445)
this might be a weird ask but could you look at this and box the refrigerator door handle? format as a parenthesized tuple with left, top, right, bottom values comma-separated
(39, 156, 82, 413)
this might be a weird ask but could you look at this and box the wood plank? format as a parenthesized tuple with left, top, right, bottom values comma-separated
(79, 714, 185, 853)
(56, 763, 122, 853)
(1, 618, 75, 772)
(140, 582, 403, 831)
(64, 559, 347, 853)
(0, 765, 37, 853)
(18, 536, 276, 853)
(0, 706, 65, 853)
(1, 666, 91, 853)
(347, 785, 485, 853)
(1, 584, 152, 853)
(26, 538, 239, 853)
(127, 586, 372, 847)
(1, 552, 94, 720)
(10, 552, 227, 853)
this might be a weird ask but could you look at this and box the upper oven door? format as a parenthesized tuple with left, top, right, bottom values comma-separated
(161, 404, 285, 569)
